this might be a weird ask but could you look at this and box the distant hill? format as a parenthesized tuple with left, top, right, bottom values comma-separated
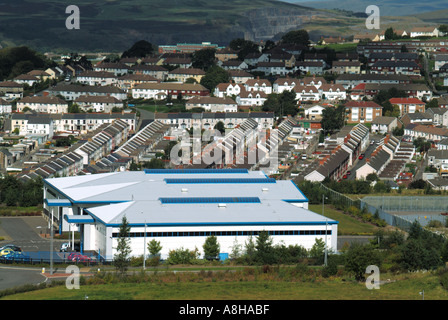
(0, 0, 364, 53)
(288, 0, 448, 16)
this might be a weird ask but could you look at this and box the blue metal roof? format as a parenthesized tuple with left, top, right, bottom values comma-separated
(45, 199, 72, 207)
(164, 178, 276, 184)
(159, 197, 261, 204)
(144, 169, 249, 174)
(64, 214, 94, 224)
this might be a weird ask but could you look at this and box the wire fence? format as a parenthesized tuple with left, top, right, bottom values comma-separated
(362, 196, 448, 227)
(318, 184, 418, 231)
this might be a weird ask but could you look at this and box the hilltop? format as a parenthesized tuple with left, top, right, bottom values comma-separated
(0, 0, 363, 52)
(291, 0, 448, 17)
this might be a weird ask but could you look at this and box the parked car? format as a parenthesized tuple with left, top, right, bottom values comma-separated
(73, 255, 91, 263)
(61, 242, 80, 252)
(359, 154, 365, 160)
(347, 171, 351, 175)
(3, 252, 31, 262)
(60, 243, 70, 252)
(0, 244, 21, 252)
(67, 252, 82, 261)
(343, 174, 348, 179)
(0, 248, 16, 256)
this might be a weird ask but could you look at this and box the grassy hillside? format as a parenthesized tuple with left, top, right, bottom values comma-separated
(3, 270, 448, 300)
(293, 0, 448, 16)
(0, 0, 323, 52)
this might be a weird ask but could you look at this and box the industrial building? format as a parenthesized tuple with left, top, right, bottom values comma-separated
(43, 169, 338, 260)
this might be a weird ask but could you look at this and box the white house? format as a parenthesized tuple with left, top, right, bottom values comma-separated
(319, 84, 346, 101)
(17, 96, 68, 114)
(76, 71, 118, 86)
(13, 74, 39, 86)
(304, 105, 325, 120)
(293, 85, 320, 102)
(236, 90, 268, 107)
(244, 78, 272, 94)
(214, 82, 245, 98)
(370, 116, 398, 134)
(273, 78, 301, 94)
(94, 62, 130, 76)
(410, 26, 440, 38)
(186, 96, 238, 112)
(0, 98, 12, 114)
(74, 95, 124, 113)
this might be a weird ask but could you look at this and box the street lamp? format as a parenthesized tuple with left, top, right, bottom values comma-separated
(141, 212, 147, 270)
(322, 194, 329, 267)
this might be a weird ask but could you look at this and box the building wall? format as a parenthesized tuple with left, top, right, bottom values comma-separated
(103, 224, 337, 260)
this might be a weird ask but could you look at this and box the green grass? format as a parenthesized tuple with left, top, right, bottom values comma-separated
(3, 270, 448, 300)
(309, 204, 379, 235)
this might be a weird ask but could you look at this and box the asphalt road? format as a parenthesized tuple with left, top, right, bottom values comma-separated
(0, 266, 47, 291)
(346, 138, 379, 180)
(0, 216, 65, 252)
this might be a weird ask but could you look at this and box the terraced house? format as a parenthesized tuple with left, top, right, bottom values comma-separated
(16, 96, 68, 114)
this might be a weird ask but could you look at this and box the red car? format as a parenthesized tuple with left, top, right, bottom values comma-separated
(66, 252, 91, 262)
(67, 252, 81, 261)
(73, 255, 91, 262)
(343, 174, 348, 179)
(359, 154, 364, 160)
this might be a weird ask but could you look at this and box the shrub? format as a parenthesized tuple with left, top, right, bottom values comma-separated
(439, 270, 448, 291)
(166, 247, 200, 265)
(322, 258, 338, 278)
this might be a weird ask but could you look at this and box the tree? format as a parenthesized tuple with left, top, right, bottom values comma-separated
(321, 105, 345, 135)
(203, 235, 220, 260)
(147, 239, 162, 267)
(255, 231, 275, 264)
(192, 48, 216, 71)
(309, 238, 326, 264)
(426, 98, 439, 110)
(439, 24, 448, 35)
(262, 90, 297, 117)
(229, 38, 259, 60)
(214, 121, 225, 135)
(142, 158, 165, 169)
(344, 242, 382, 281)
(147, 239, 162, 258)
(384, 27, 396, 40)
(229, 237, 243, 260)
(243, 235, 257, 265)
(200, 66, 230, 91)
(121, 40, 154, 58)
(281, 30, 310, 46)
(114, 216, 132, 275)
